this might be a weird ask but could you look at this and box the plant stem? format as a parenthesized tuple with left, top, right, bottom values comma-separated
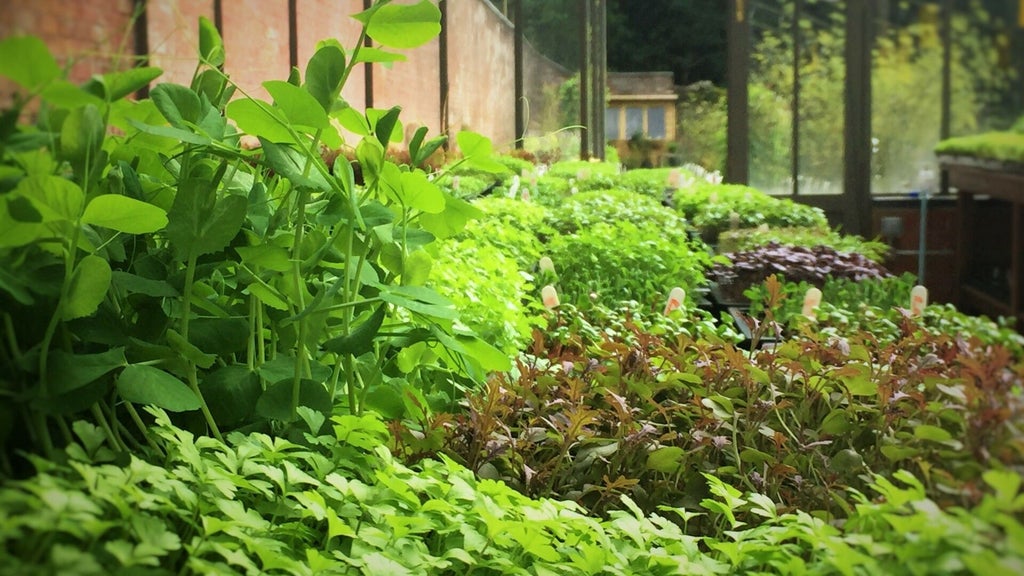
(124, 401, 163, 456)
(182, 251, 223, 442)
(90, 403, 123, 453)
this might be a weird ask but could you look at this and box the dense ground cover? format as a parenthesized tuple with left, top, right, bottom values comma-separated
(2, 3, 1023, 574)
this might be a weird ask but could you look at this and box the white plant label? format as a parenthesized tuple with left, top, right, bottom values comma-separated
(802, 287, 822, 318)
(452, 176, 460, 191)
(910, 285, 928, 317)
(757, 223, 769, 233)
(668, 169, 681, 189)
(729, 211, 740, 230)
(541, 285, 560, 309)
(508, 174, 521, 199)
(577, 169, 590, 180)
(709, 191, 719, 204)
(538, 256, 555, 274)
(663, 287, 685, 315)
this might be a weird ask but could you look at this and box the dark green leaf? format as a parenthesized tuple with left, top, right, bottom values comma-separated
(305, 44, 346, 113)
(63, 255, 112, 320)
(374, 106, 402, 148)
(90, 67, 163, 101)
(259, 140, 332, 191)
(647, 446, 684, 473)
(323, 305, 386, 356)
(111, 271, 178, 297)
(198, 16, 225, 67)
(165, 328, 216, 369)
(47, 348, 127, 396)
(118, 365, 202, 412)
(200, 365, 260, 427)
(150, 83, 202, 128)
(255, 379, 332, 422)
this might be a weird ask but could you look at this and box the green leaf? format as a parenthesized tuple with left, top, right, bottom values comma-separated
(88, 66, 163, 101)
(41, 81, 106, 109)
(246, 281, 289, 311)
(256, 379, 332, 422)
(647, 446, 684, 473)
(226, 98, 294, 143)
(118, 365, 202, 412)
(913, 424, 953, 443)
(200, 365, 261, 427)
(880, 445, 920, 462)
(374, 106, 402, 148)
(0, 36, 61, 92)
(63, 255, 112, 320)
(150, 83, 202, 128)
(305, 44, 346, 112)
(402, 249, 432, 286)
(361, 0, 441, 50)
(82, 195, 168, 234)
(399, 170, 445, 213)
(198, 16, 225, 67)
(457, 334, 511, 372)
(420, 193, 481, 239)
(126, 118, 213, 146)
(457, 131, 508, 173)
(323, 305, 387, 356)
(166, 328, 216, 369)
(60, 105, 105, 177)
(259, 140, 332, 191)
(379, 285, 458, 320)
(15, 175, 85, 221)
(236, 245, 292, 272)
(263, 80, 329, 130)
(47, 348, 127, 396)
(165, 179, 247, 259)
(111, 271, 178, 297)
(350, 47, 407, 65)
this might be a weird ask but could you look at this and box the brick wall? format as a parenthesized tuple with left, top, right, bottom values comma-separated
(0, 0, 570, 152)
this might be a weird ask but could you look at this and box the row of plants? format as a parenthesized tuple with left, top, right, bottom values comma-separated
(3, 2, 1024, 573)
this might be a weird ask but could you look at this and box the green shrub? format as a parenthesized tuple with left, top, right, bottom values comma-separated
(545, 188, 691, 235)
(934, 131, 1024, 163)
(617, 167, 698, 200)
(718, 226, 890, 263)
(674, 182, 828, 241)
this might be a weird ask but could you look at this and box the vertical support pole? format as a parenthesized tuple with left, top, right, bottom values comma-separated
(843, 0, 875, 236)
(939, 0, 952, 194)
(363, 0, 374, 109)
(514, 0, 525, 148)
(579, 0, 591, 160)
(791, 0, 802, 195)
(288, 0, 298, 70)
(726, 0, 749, 184)
(133, 0, 150, 98)
(594, 0, 606, 160)
(439, 0, 449, 143)
(213, 0, 223, 35)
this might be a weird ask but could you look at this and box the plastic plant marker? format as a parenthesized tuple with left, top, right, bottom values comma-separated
(709, 191, 719, 204)
(668, 169, 681, 189)
(729, 211, 740, 230)
(521, 187, 530, 202)
(541, 285, 559, 309)
(509, 174, 520, 199)
(802, 287, 823, 318)
(757, 223, 769, 233)
(663, 287, 685, 315)
(453, 175, 460, 191)
(538, 256, 555, 274)
(577, 168, 590, 180)
(910, 285, 928, 317)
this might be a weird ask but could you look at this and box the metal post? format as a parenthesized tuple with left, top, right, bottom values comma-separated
(843, 0, 874, 236)
(439, 0, 449, 142)
(133, 0, 150, 98)
(919, 190, 929, 283)
(288, 0, 298, 69)
(592, 0, 606, 160)
(363, 0, 374, 109)
(726, 0, 749, 184)
(579, 0, 591, 160)
(514, 0, 524, 148)
(791, 0, 801, 196)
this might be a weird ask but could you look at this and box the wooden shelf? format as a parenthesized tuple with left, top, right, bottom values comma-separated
(944, 159, 1024, 330)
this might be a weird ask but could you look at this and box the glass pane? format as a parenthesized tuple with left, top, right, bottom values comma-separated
(625, 107, 644, 138)
(748, 0, 794, 195)
(871, 1, 943, 195)
(951, 2, 1022, 137)
(605, 107, 620, 140)
(796, 0, 844, 195)
(647, 107, 666, 139)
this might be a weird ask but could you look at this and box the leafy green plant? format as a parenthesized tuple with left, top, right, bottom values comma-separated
(935, 131, 1024, 163)
(0, 3, 510, 468)
(673, 182, 827, 243)
(718, 226, 890, 263)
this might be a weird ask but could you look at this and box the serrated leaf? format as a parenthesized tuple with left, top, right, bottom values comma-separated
(82, 195, 168, 234)
(63, 255, 111, 320)
(118, 365, 201, 412)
